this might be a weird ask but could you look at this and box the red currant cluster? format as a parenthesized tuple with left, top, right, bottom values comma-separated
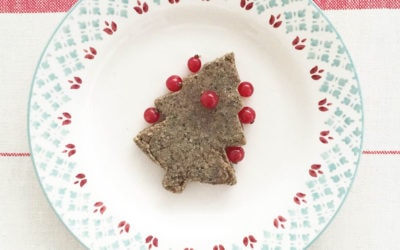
(143, 55, 200, 123)
(226, 81, 255, 164)
(143, 55, 255, 164)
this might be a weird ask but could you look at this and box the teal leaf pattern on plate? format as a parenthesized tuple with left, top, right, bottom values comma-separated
(28, 0, 363, 249)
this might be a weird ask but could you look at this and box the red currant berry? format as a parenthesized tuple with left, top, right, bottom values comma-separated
(238, 106, 256, 124)
(143, 107, 160, 123)
(238, 81, 254, 97)
(166, 75, 183, 92)
(187, 55, 201, 73)
(226, 146, 245, 163)
(200, 90, 219, 109)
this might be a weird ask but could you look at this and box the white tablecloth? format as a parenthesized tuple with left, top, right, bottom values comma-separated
(1, 2, 400, 249)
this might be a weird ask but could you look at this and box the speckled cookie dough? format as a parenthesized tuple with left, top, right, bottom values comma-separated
(135, 53, 247, 193)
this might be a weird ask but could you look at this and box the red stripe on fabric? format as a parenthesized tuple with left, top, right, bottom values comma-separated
(1, 0, 400, 13)
(0, 0, 78, 13)
(0, 152, 31, 157)
(362, 150, 400, 155)
(314, 0, 400, 10)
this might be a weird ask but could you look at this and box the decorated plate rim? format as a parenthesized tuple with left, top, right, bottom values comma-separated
(28, 0, 364, 249)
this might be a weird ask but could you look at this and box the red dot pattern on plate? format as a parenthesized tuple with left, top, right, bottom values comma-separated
(240, 0, 254, 10)
(118, 221, 130, 234)
(68, 76, 83, 89)
(83, 47, 97, 59)
(273, 215, 287, 229)
(292, 36, 307, 50)
(57, 112, 72, 125)
(310, 65, 324, 80)
(269, 14, 282, 28)
(293, 192, 307, 205)
(318, 98, 332, 112)
(56, 1, 340, 247)
(93, 202, 107, 214)
(74, 173, 87, 187)
(103, 21, 117, 35)
(213, 244, 225, 250)
(145, 235, 159, 249)
(62, 144, 76, 157)
(243, 235, 257, 248)
(133, 0, 149, 14)
(319, 130, 334, 144)
(309, 164, 324, 177)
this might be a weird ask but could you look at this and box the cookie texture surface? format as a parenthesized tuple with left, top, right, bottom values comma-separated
(134, 53, 246, 193)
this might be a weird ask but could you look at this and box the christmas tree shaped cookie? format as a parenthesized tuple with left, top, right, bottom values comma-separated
(134, 53, 255, 193)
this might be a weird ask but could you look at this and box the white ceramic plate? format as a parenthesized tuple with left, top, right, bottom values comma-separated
(28, 0, 363, 249)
